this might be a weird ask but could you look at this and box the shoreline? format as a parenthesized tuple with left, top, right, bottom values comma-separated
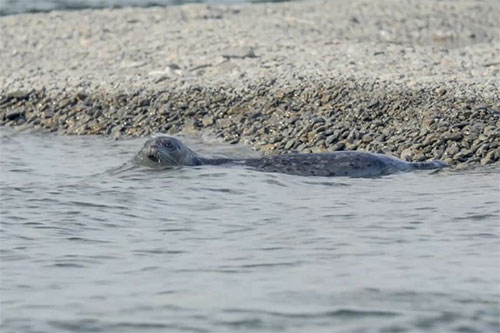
(1, 0, 499, 167)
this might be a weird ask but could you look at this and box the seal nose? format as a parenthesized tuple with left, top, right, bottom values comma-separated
(146, 144, 160, 161)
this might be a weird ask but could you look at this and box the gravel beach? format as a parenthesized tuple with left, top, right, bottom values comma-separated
(1, 0, 499, 167)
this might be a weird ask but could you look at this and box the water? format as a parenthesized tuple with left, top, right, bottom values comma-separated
(0, 0, 291, 16)
(1, 128, 499, 332)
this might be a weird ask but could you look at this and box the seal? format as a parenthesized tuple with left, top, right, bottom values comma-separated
(135, 136, 448, 177)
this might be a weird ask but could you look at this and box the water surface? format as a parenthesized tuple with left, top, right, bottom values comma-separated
(0, 0, 291, 16)
(1, 128, 499, 332)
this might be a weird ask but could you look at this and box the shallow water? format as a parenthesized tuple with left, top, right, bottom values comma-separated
(1, 128, 499, 333)
(0, 0, 291, 16)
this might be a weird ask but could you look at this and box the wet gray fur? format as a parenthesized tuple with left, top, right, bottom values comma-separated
(136, 136, 448, 177)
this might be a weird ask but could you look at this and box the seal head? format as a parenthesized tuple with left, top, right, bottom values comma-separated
(136, 136, 200, 168)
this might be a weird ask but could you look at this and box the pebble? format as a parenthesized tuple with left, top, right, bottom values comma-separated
(481, 151, 498, 165)
(4, 109, 25, 121)
(202, 115, 215, 127)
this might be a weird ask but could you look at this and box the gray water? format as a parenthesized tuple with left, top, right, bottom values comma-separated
(1, 127, 499, 333)
(0, 0, 290, 16)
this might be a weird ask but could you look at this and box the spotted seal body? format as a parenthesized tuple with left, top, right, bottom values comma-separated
(136, 136, 448, 177)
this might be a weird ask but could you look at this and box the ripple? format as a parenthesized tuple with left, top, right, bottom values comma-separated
(49, 319, 207, 333)
(1, 129, 499, 333)
(51, 263, 86, 268)
(223, 307, 400, 319)
(66, 237, 110, 243)
(455, 213, 499, 221)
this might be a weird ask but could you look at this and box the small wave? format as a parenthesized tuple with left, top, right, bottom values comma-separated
(223, 307, 400, 319)
(49, 319, 207, 333)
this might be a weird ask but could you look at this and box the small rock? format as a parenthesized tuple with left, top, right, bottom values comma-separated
(400, 148, 414, 161)
(5, 109, 25, 121)
(422, 134, 439, 146)
(413, 152, 426, 162)
(452, 121, 469, 129)
(222, 47, 257, 59)
(475, 143, 490, 157)
(453, 149, 473, 162)
(455, 162, 469, 170)
(444, 157, 454, 165)
(443, 132, 463, 141)
(347, 129, 360, 142)
(307, 130, 318, 142)
(311, 146, 326, 153)
(184, 118, 201, 129)
(315, 126, 326, 133)
(345, 142, 359, 150)
(7, 90, 30, 100)
(58, 98, 73, 108)
(202, 115, 215, 127)
(435, 87, 447, 96)
(331, 142, 345, 151)
(261, 143, 277, 152)
(483, 125, 497, 136)
(481, 151, 498, 165)
(444, 143, 460, 157)
(284, 139, 296, 150)
(311, 117, 325, 124)
(326, 134, 338, 145)
(361, 135, 373, 143)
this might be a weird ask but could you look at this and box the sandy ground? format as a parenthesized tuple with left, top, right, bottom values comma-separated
(0, 0, 499, 166)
